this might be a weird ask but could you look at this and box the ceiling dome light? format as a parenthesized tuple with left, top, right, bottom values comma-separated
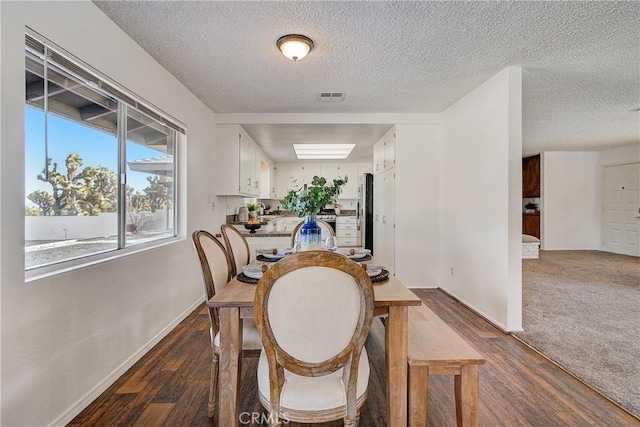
(276, 34, 314, 61)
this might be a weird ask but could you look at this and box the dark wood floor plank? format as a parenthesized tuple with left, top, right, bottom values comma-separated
(67, 393, 135, 427)
(69, 289, 639, 427)
(131, 402, 175, 427)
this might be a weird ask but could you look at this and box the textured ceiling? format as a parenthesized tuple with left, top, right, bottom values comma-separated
(94, 1, 639, 160)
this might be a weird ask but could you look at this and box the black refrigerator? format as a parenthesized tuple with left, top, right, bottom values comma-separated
(359, 173, 374, 252)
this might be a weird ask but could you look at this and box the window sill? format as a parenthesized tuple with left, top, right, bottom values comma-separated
(25, 235, 185, 283)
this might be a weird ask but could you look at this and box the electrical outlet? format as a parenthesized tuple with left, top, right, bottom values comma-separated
(450, 267, 455, 277)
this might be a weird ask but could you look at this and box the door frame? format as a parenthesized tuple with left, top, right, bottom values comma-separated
(601, 161, 640, 256)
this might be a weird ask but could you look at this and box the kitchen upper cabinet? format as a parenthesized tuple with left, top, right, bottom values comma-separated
(239, 129, 257, 195)
(373, 127, 396, 174)
(300, 164, 322, 185)
(373, 141, 385, 174)
(522, 154, 540, 197)
(270, 164, 278, 199)
(217, 124, 270, 197)
(274, 162, 365, 200)
(320, 163, 358, 199)
(275, 163, 298, 199)
(256, 149, 274, 199)
(320, 164, 340, 182)
(337, 164, 358, 199)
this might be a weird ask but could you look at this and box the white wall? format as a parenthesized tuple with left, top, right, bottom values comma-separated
(597, 143, 640, 166)
(395, 123, 440, 288)
(1, 2, 225, 426)
(439, 67, 523, 332)
(541, 151, 599, 250)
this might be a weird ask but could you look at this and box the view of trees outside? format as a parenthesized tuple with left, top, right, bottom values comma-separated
(26, 151, 173, 229)
(26, 152, 118, 217)
(24, 106, 175, 268)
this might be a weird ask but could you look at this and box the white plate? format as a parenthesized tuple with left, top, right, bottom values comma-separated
(262, 253, 285, 260)
(338, 248, 371, 259)
(242, 265, 267, 279)
(243, 270, 263, 279)
(363, 264, 382, 277)
(366, 268, 383, 277)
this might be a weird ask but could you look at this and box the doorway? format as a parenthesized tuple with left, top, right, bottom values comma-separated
(603, 162, 640, 256)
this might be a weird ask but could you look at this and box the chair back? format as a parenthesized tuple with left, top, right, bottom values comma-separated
(290, 219, 336, 247)
(220, 224, 250, 277)
(192, 230, 233, 333)
(254, 251, 374, 409)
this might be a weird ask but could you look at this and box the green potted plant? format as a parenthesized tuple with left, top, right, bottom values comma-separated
(246, 203, 259, 220)
(264, 204, 272, 215)
(280, 175, 347, 250)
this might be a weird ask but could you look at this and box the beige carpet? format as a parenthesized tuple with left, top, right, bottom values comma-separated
(516, 250, 640, 417)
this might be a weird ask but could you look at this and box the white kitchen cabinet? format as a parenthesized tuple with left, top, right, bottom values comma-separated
(320, 164, 340, 182)
(239, 129, 257, 195)
(320, 163, 358, 200)
(373, 141, 385, 175)
(275, 163, 299, 199)
(373, 127, 396, 175)
(255, 149, 273, 199)
(300, 164, 322, 185)
(270, 164, 278, 199)
(373, 168, 395, 273)
(337, 164, 359, 199)
(275, 162, 366, 200)
(275, 163, 321, 198)
(217, 124, 263, 196)
(336, 215, 361, 247)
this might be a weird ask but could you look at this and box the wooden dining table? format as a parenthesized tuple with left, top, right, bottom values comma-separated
(207, 261, 422, 426)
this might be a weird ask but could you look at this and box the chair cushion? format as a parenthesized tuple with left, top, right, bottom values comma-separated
(257, 348, 370, 412)
(213, 318, 262, 350)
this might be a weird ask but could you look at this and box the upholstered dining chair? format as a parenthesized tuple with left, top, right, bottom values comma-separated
(192, 230, 262, 418)
(220, 224, 251, 277)
(254, 251, 375, 426)
(290, 219, 336, 247)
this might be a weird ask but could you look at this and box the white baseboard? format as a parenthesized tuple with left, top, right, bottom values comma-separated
(436, 287, 523, 333)
(50, 298, 203, 427)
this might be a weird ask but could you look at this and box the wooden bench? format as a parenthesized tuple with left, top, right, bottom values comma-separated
(408, 305, 486, 427)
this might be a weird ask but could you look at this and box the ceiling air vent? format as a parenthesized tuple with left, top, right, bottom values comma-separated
(317, 92, 346, 102)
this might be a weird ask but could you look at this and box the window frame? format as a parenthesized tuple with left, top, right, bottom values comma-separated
(24, 29, 186, 275)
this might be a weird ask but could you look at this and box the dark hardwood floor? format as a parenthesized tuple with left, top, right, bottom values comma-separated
(69, 289, 639, 426)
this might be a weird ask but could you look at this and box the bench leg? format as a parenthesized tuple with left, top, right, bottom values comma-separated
(454, 365, 479, 427)
(408, 365, 428, 427)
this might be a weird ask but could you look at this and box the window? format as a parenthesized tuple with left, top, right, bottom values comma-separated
(24, 31, 184, 270)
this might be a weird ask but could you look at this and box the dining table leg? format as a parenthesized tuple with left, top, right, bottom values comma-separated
(386, 305, 409, 426)
(217, 307, 242, 427)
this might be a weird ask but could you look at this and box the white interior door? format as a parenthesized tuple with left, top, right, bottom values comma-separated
(603, 162, 640, 256)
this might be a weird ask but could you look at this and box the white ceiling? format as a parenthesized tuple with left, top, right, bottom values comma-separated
(94, 1, 639, 161)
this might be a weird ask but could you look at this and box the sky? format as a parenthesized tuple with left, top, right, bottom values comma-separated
(25, 106, 170, 205)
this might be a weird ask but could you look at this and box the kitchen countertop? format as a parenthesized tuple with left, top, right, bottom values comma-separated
(223, 210, 359, 237)
(216, 230, 291, 238)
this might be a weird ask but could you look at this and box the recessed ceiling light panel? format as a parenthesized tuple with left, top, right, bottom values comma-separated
(293, 143, 356, 160)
